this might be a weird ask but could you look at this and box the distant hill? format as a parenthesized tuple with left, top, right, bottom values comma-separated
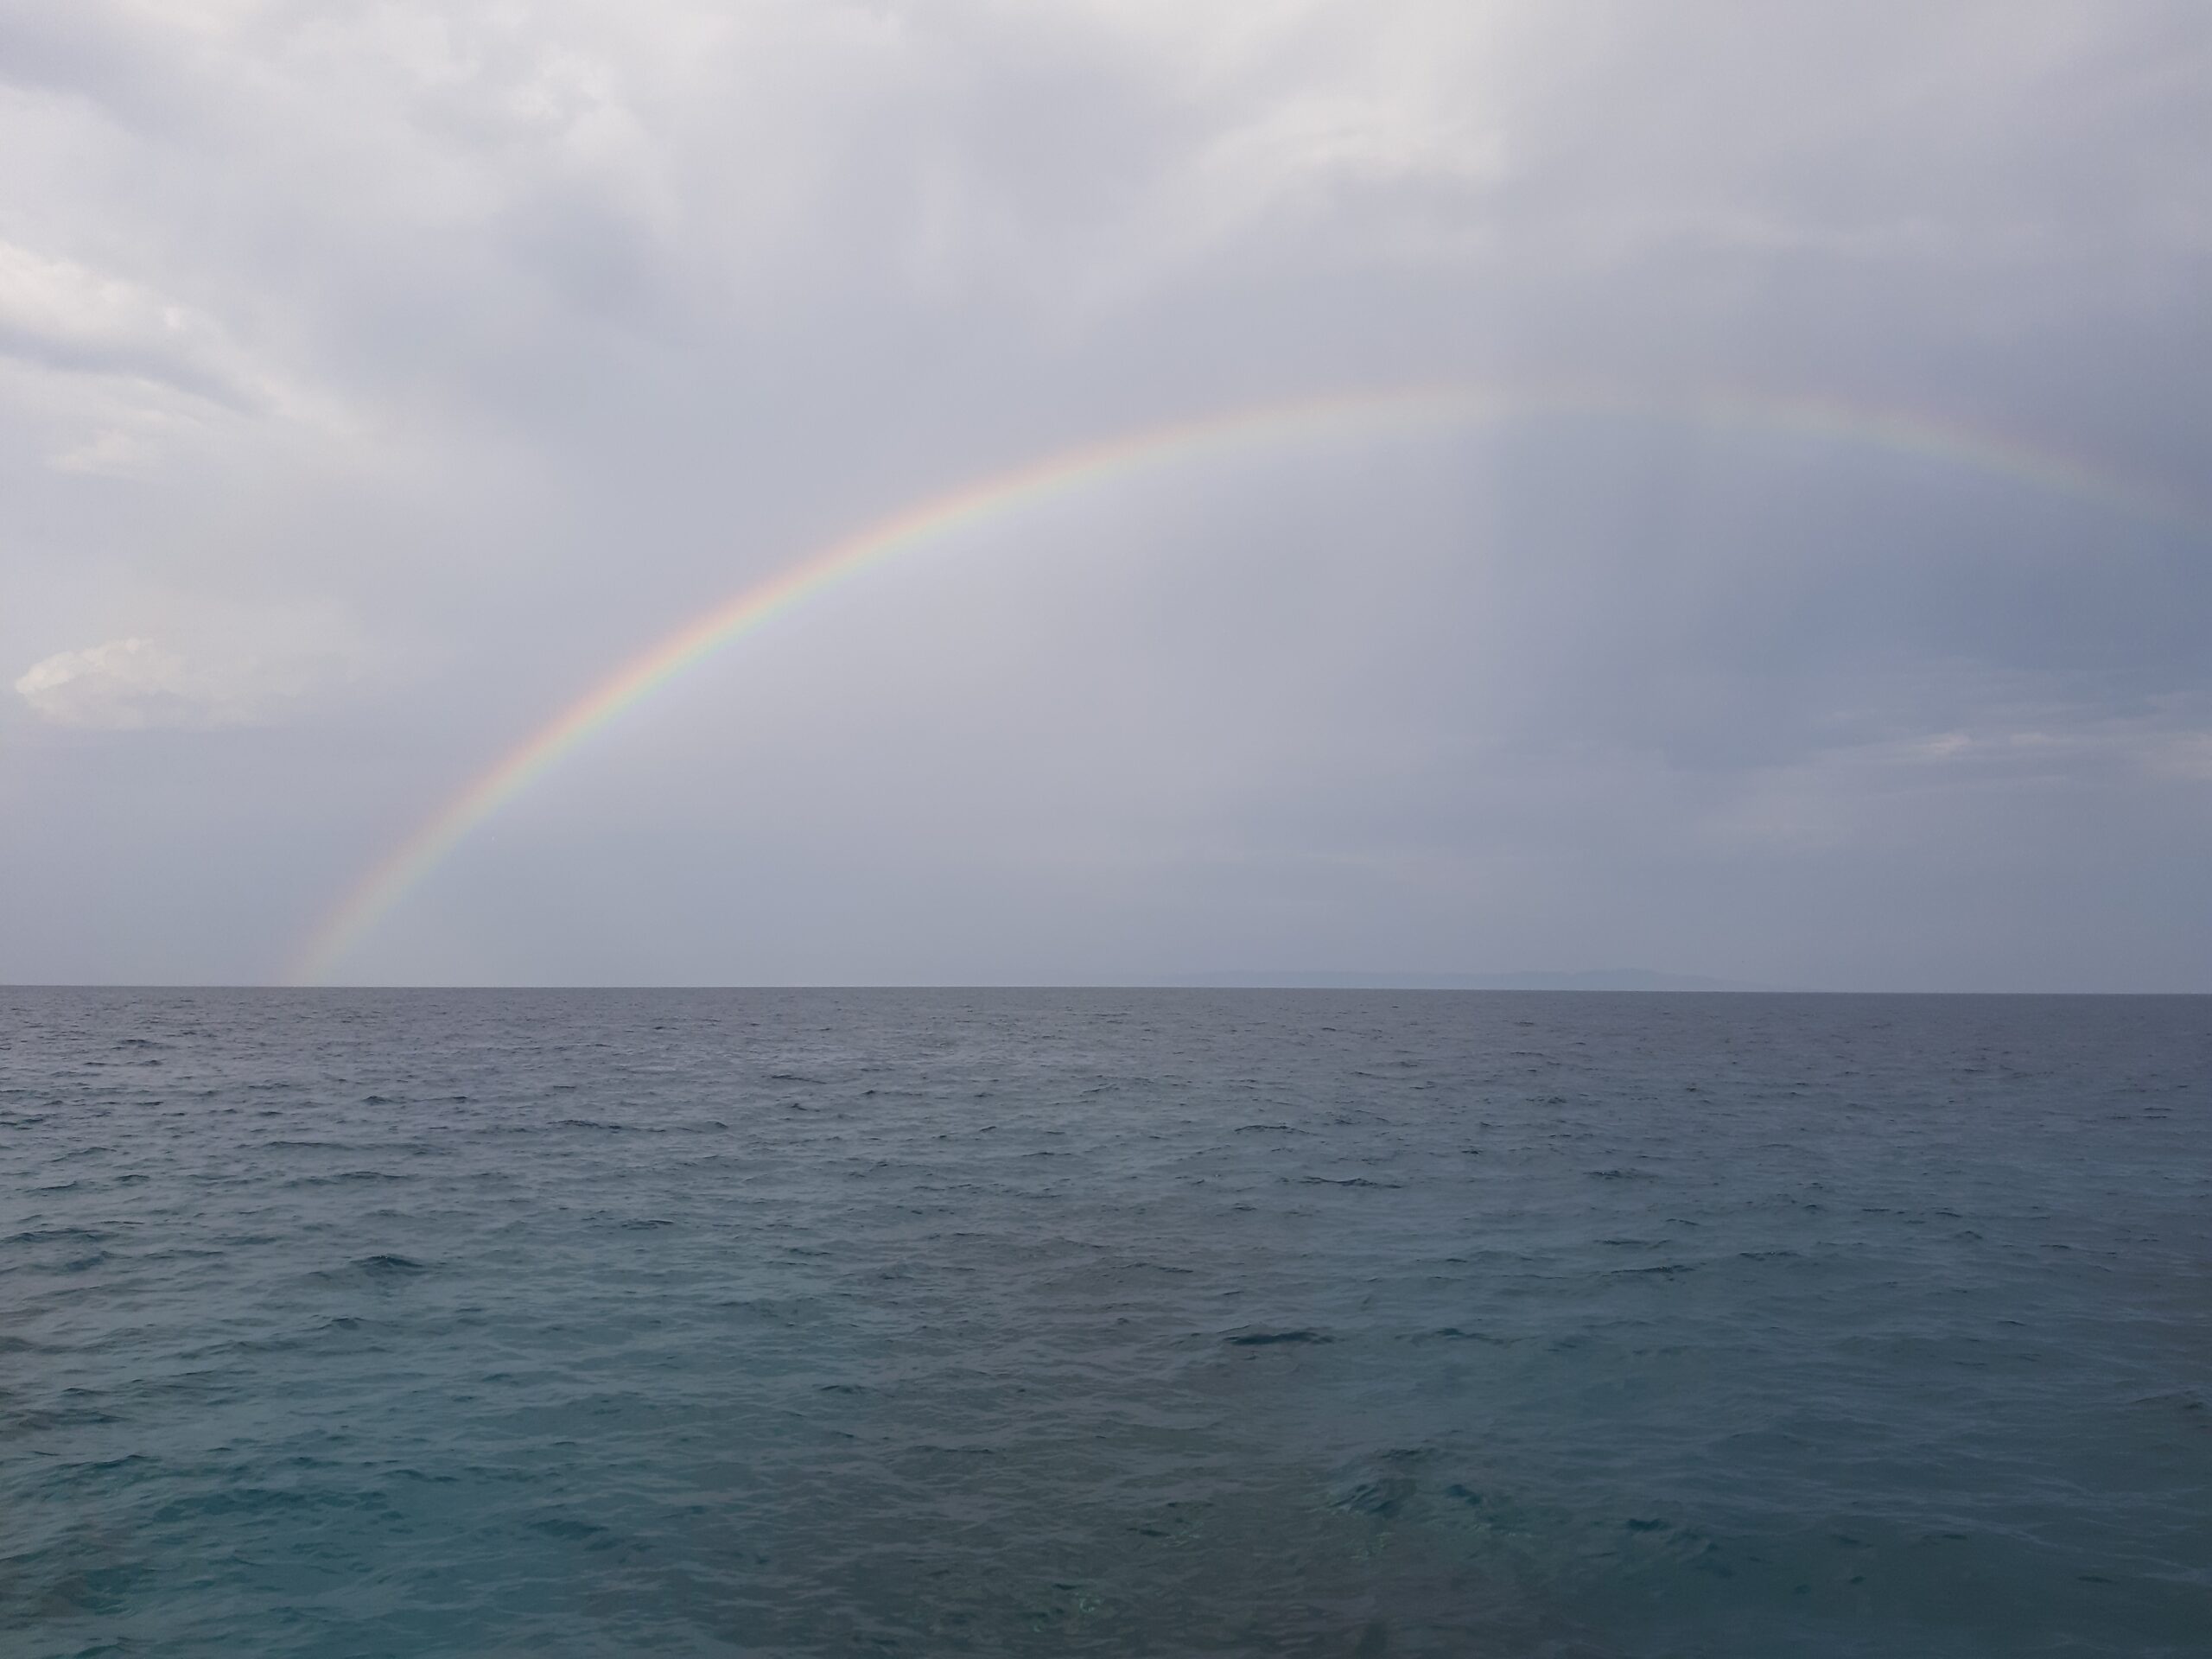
(1154, 969, 1758, 991)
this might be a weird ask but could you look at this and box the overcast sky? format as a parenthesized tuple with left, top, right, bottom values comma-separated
(3, 0, 2207, 988)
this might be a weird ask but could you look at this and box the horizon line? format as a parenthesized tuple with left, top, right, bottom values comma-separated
(6, 982, 2208, 995)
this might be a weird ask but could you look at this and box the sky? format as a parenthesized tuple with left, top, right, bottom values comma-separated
(3, 0, 2208, 990)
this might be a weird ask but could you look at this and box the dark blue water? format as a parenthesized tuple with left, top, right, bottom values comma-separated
(3, 990, 2207, 1657)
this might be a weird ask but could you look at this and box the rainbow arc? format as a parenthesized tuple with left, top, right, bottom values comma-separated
(289, 382, 2194, 983)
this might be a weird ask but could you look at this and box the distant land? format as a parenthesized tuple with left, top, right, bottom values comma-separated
(1152, 969, 1760, 991)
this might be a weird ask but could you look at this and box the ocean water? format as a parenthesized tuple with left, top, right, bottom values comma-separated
(3, 989, 2207, 1658)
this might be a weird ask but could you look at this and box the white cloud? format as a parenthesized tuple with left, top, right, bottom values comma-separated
(13, 637, 348, 729)
(0, 235, 356, 479)
(0, 239, 271, 409)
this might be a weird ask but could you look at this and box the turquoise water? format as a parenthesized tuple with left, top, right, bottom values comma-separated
(3, 989, 2207, 1656)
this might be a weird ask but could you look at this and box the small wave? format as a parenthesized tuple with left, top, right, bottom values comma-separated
(320, 1253, 429, 1280)
(6, 1225, 111, 1246)
(1332, 1477, 1416, 1518)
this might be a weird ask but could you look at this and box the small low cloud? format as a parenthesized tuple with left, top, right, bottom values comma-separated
(48, 426, 163, 477)
(14, 637, 347, 730)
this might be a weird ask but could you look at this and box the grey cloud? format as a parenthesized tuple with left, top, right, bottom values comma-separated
(0, 1, 2206, 988)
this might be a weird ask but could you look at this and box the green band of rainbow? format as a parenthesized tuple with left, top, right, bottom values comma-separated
(289, 381, 2192, 983)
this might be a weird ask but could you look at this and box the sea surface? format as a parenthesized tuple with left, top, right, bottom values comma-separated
(3, 989, 2207, 1657)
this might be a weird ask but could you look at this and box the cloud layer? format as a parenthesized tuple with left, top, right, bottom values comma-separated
(1, 1, 2206, 987)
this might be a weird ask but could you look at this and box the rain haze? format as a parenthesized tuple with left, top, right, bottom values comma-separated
(3, 1, 2208, 989)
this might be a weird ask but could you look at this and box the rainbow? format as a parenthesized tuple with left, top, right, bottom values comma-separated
(289, 381, 2194, 983)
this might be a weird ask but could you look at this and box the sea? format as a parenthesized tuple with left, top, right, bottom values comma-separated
(3, 988, 2207, 1657)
